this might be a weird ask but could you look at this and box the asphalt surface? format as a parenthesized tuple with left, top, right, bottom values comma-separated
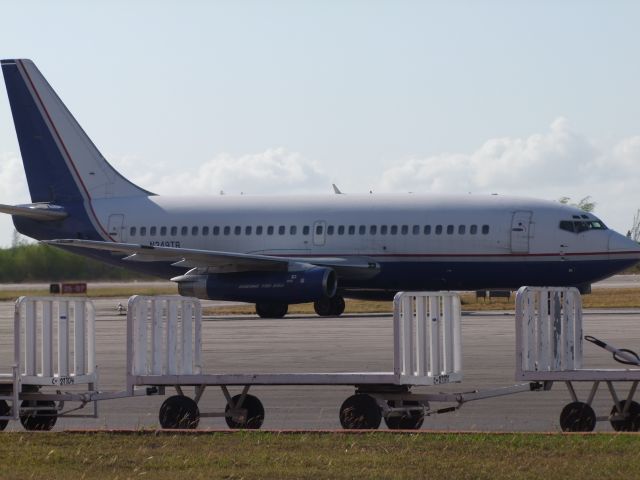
(2, 294, 640, 432)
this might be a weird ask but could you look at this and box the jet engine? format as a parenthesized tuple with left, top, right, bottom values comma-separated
(175, 266, 337, 304)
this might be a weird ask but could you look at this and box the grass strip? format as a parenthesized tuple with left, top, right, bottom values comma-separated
(0, 284, 178, 301)
(0, 431, 639, 479)
(0, 285, 638, 314)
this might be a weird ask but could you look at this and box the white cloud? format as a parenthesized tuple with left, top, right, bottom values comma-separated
(139, 147, 330, 196)
(0, 152, 31, 246)
(379, 118, 598, 194)
(0, 152, 30, 202)
(377, 118, 640, 233)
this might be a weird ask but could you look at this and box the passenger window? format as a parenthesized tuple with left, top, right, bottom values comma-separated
(224, 226, 230, 235)
(390, 225, 398, 235)
(470, 225, 477, 235)
(338, 225, 345, 235)
(381, 225, 388, 235)
(140, 227, 147, 236)
(447, 225, 454, 235)
(278, 225, 285, 235)
(213, 226, 220, 235)
(268, 226, 274, 235)
(458, 225, 465, 234)
(303, 226, 310, 235)
(435, 225, 442, 235)
(181, 226, 188, 235)
(160, 226, 167, 236)
(370, 225, 377, 235)
(130, 227, 136, 236)
(401, 225, 409, 235)
(171, 226, 177, 236)
(290, 226, 297, 235)
(245, 226, 252, 235)
(202, 226, 209, 235)
(412, 225, 419, 235)
(482, 225, 490, 234)
(327, 225, 335, 235)
(424, 225, 431, 235)
(359, 225, 366, 235)
(192, 226, 199, 236)
(256, 226, 263, 235)
(234, 226, 241, 235)
(348, 225, 355, 235)
(150, 226, 157, 236)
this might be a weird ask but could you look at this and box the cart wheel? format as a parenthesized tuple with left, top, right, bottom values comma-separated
(159, 395, 200, 429)
(0, 400, 9, 431)
(20, 400, 57, 431)
(559, 401, 596, 432)
(339, 394, 382, 430)
(610, 401, 640, 432)
(384, 400, 425, 430)
(225, 394, 264, 429)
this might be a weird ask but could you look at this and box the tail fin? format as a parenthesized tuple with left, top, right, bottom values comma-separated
(1, 59, 153, 204)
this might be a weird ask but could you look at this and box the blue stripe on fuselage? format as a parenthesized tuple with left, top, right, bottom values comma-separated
(337, 258, 637, 291)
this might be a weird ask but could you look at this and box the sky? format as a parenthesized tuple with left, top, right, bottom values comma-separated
(1, 1, 640, 246)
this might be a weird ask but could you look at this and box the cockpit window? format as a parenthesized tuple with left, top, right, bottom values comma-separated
(559, 219, 607, 233)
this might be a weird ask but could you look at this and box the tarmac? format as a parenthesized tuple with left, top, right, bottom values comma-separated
(0, 275, 639, 432)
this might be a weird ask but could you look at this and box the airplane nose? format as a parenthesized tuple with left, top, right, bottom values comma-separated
(608, 231, 640, 257)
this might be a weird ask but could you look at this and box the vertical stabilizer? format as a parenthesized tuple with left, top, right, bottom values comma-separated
(1, 59, 153, 203)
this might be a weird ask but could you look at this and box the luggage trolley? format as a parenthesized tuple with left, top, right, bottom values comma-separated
(0, 297, 99, 431)
(127, 293, 535, 430)
(515, 286, 640, 432)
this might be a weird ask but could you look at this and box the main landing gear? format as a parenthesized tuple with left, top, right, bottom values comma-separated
(314, 296, 345, 317)
(255, 302, 289, 319)
(255, 295, 346, 318)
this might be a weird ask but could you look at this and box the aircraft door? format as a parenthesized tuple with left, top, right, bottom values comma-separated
(313, 220, 326, 246)
(107, 214, 126, 242)
(510, 211, 532, 253)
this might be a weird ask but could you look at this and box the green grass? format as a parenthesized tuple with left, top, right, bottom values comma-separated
(0, 431, 639, 479)
(0, 284, 638, 313)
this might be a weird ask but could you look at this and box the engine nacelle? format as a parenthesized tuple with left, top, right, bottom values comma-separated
(176, 267, 337, 304)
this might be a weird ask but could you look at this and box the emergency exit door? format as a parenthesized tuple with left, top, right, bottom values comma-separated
(511, 211, 532, 253)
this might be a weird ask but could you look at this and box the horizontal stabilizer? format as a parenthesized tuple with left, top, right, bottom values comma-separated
(0, 203, 67, 221)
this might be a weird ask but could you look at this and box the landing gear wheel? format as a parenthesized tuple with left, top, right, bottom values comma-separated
(255, 303, 288, 319)
(384, 401, 425, 430)
(339, 394, 382, 430)
(332, 296, 346, 316)
(610, 401, 640, 432)
(314, 296, 345, 317)
(0, 400, 9, 431)
(314, 298, 333, 316)
(559, 401, 596, 432)
(20, 400, 57, 431)
(159, 395, 200, 429)
(225, 394, 265, 429)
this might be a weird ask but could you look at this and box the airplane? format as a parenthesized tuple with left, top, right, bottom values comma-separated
(1, 58, 639, 318)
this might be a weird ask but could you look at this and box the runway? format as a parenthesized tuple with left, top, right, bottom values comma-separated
(1, 295, 639, 432)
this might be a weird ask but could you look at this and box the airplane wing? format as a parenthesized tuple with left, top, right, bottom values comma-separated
(43, 239, 380, 278)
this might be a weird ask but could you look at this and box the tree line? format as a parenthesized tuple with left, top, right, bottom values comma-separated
(0, 243, 150, 282)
